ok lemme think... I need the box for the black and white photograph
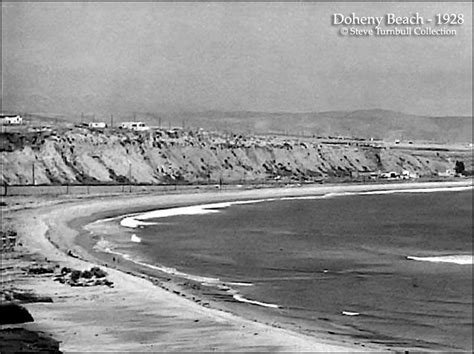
[1,1,472,352]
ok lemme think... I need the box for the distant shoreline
[6,179,472,352]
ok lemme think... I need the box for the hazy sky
[2,2,472,116]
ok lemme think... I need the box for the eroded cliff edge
[1,128,471,185]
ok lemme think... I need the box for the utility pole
[128,162,132,193]
[110,114,114,128]
[32,162,35,186]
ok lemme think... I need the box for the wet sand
[2,180,471,351]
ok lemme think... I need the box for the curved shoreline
[7,180,472,352]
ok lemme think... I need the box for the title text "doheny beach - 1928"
[332,13,464,26]
[332,12,465,37]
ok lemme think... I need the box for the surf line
[119,200,272,228]
[93,239,280,309]
[232,294,279,309]
[118,197,328,228]
[94,239,221,283]
[406,255,473,265]
[118,184,473,229]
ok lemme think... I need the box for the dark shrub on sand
[103,279,114,287]
[90,267,107,278]
[61,267,71,275]
[81,270,93,279]
[0,328,61,353]
[70,270,81,282]
[12,292,53,303]
[455,160,465,174]
[27,266,55,275]
[0,303,34,325]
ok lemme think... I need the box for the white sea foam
[95,239,223,283]
[226,281,254,287]
[130,234,141,243]
[120,217,159,228]
[120,200,270,228]
[116,193,342,229]
[93,239,113,252]
[321,185,472,199]
[280,195,325,201]
[116,183,472,229]
[232,294,280,309]
[407,255,473,265]
[362,186,472,196]
[92,238,284,310]
[342,311,360,316]
[126,255,221,283]
[93,239,133,261]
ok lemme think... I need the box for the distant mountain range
[147,109,472,143]
[24,109,472,143]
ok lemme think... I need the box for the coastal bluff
[1,127,471,185]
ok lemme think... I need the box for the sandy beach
[1,180,471,352]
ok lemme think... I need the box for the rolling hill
[157,109,472,143]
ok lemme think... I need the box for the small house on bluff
[0,114,23,125]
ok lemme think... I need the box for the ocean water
[91,189,472,350]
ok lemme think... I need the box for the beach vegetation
[454,160,465,175]
[70,270,81,282]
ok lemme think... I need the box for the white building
[401,170,418,179]
[438,169,455,177]
[119,122,149,131]
[0,114,23,125]
[380,171,400,179]
[88,122,107,129]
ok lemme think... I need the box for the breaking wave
[362,186,472,195]
[407,255,473,265]
[93,238,283,309]
[130,234,141,243]
[119,184,472,228]
[232,294,279,309]
[320,185,472,199]
[94,238,221,283]
[120,200,269,228]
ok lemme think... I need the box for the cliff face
[0,128,471,185]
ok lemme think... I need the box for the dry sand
[2,180,471,352]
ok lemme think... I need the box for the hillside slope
[1,128,471,185]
